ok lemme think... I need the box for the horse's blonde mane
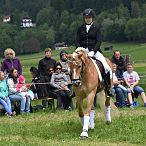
[75,47,88,54]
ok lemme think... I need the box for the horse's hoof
[106,121,111,125]
[80,131,88,138]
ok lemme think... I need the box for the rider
[76,8,112,97]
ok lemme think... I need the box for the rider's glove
[88,51,94,57]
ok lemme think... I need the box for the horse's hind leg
[105,92,111,124]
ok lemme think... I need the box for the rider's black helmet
[83,8,95,17]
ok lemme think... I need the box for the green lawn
[0,108,145,146]
[0,42,146,145]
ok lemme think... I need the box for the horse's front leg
[105,92,111,124]
[76,96,84,125]
[80,91,95,138]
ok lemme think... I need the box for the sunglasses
[56,68,61,70]
[49,69,54,72]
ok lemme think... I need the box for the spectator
[0,71,16,117]
[30,67,51,110]
[50,62,72,111]
[111,50,126,79]
[123,63,146,107]
[59,50,74,108]
[30,67,42,99]
[7,68,30,113]
[38,48,56,77]
[112,64,127,107]
[1,48,22,76]
[16,75,34,101]
[42,66,64,110]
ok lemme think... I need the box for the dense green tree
[125,18,146,41]
[117,4,130,20]
[37,24,55,49]
[142,3,146,17]
[36,7,58,27]
[131,1,141,18]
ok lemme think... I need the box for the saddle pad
[90,58,102,82]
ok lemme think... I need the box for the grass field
[0,108,146,146]
[0,42,146,146]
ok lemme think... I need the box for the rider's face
[84,16,93,24]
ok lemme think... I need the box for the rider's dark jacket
[76,23,102,53]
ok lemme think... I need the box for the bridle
[68,51,90,86]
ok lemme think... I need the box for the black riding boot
[104,71,113,97]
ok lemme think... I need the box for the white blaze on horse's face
[69,53,82,86]
[73,68,76,79]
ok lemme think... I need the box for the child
[0,71,16,117]
[17,75,34,100]
[123,63,146,107]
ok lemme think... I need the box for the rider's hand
[88,51,94,57]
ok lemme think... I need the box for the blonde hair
[4,48,15,58]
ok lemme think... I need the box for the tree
[37,24,55,49]
[118,4,130,21]
[142,3,146,17]
[102,18,114,41]
[0,32,13,55]
[36,7,58,27]
[131,1,141,18]
[0,23,19,52]
[125,18,146,41]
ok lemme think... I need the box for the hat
[83,8,95,17]
[18,75,25,84]
[60,50,67,59]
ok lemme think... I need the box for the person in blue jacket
[0,71,16,117]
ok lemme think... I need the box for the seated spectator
[50,62,72,111]
[1,48,22,77]
[0,71,16,117]
[42,66,65,110]
[111,50,126,79]
[30,67,53,110]
[17,75,34,100]
[7,68,30,113]
[30,67,42,99]
[112,64,127,107]
[59,50,72,86]
[123,63,146,108]
[59,50,74,108]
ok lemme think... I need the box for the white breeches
[87,50,112,79]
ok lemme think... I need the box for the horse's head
[67,48,87,87]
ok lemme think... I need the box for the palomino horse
[67,47,113,138]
